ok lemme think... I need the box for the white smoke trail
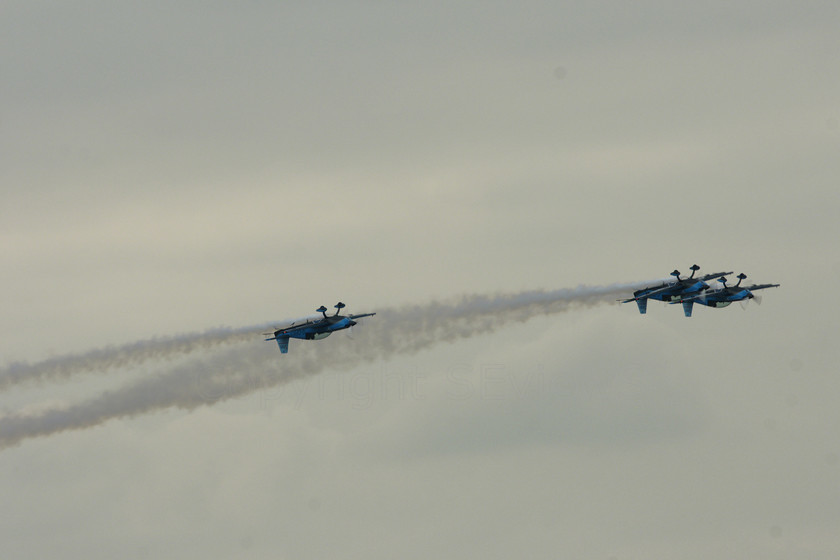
[0,282,647,449]
[0,323,278,391]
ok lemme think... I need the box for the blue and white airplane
[620,265,732,314]
[263,302,376,353]
[670,273,780,317]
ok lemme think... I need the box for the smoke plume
[0,282,646,449]
[0,324,274,391]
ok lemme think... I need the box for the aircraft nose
[348,320,357,327]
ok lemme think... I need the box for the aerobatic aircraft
[263,302,376,353]
[670,273,780,317]
[620,265,732,314]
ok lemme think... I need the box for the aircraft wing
[697,271,733,282]
[746,283,780,291]
[265,318,321,336]
[349,312,376,320]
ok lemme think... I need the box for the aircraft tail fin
[635,298,648,314]
[682,300,694,317]
[265,334,290,353]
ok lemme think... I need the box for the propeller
[738,291,763,309]
[347,315,370,340]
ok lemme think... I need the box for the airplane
[670,273,780,317]
[620,265,733,314]
[263,302,376,353]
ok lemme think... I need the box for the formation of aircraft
[267,266,779,353]
[619,265,732,314]
[621,265,779,317]
[263,302,375,354]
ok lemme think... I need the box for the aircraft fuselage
[633,279,708,303]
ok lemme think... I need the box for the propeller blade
[753,293,763,306]
[347,319,364,340]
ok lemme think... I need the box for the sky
[1,1,839,558]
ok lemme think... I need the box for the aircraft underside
[303,332,332,340]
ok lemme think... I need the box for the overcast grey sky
[2,2,839,558]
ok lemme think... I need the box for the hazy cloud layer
[1,1,838,559]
